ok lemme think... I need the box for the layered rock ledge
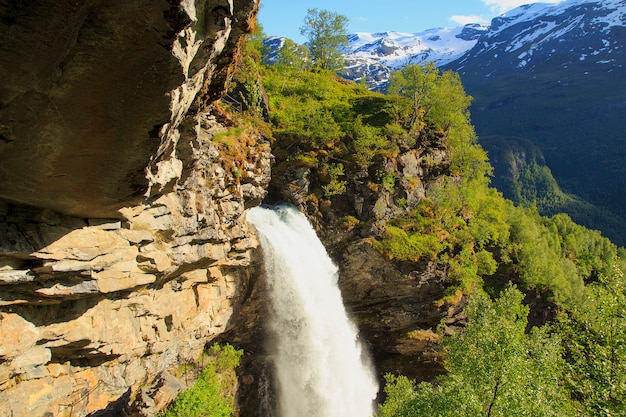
[0,1,267,415]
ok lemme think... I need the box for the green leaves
[300,9,348,71]
[274,38,311,72]
[159,344,243,417]
[379,287,574,417]
[559,268,626,416]
[388,63,490,181]
[379,270,626,417]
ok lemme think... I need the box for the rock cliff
[0,1,269,416]
[246,124,466,404]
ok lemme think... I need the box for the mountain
[450,0,626,76]
[325,0,626,245]
[444,0,626,245]
[342,26,486,90]
[263,0,626,245]
[337,0,626,88]
[262,25,486,90]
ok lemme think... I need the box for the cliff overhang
[0,1,267,416]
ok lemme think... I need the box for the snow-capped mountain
[448,0,626,77]
[337,0,626,88]
[263,0,625,87]
[341,25,486,89]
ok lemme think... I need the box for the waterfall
[247,205,379,417]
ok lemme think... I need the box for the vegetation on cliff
[227,21,626,416]
[159,344,243,417]
[479,135,626,247]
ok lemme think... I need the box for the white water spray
[247,205,379,417]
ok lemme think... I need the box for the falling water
[247,205,379,417]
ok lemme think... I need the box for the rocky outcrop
[338,239,465,383]
[0,1,268,416]
[265,127,464,384]
[0,0,258,218]
[0,112,271,416]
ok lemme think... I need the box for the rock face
[0,0,257,218]
[265,127,464,387]
[1,1,473,415]
[0,1,269,416]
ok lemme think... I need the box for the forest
[160,11,626,417]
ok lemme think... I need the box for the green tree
[387,63,490,181]
[299,9,349,71]
[379,287,574,417]
[387,62,439,133]
[273,38,312,92]
[275,38,311,72]
[558,266,626,416]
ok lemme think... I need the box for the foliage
[378,287,574,417]
[262,66,407,198]
[259,51,625,417]
[351,116,394,168]
[159,344,243,417]
[321,162,347,197]
[557,267,626,417]
[464,64,626,246]
[543,213,617,279]
[274,38,311,72]
[300,9,349,71]
[375,162,618,306]
[388,63,490,181]
[497,204,616,306]
[375,224,442,262]
[220,24,274,141]
[375,175,509,299]
[387,62,439,134]
[503,204,585,305]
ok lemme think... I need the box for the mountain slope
[443,0,626,245]
[342,25,486,90]
[262,0,626,245]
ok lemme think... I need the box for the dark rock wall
[0,0,259,218]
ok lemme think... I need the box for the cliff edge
[0,1,268,415]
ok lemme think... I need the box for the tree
[275,38,311,72]
[378,287,574,417]
[299,9,349,71]
[558,266,626,416]
[387,62,439,133]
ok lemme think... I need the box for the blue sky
[258,0,563,42]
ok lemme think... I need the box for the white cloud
[450,14,491,26]
[482,0,563,14]
[356,16,369,22]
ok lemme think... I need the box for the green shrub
[378,287,575,417]
[159,344,243,417]
[375,225,441,262]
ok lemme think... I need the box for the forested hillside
[440,0,626,247]
[224,23,626,416]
